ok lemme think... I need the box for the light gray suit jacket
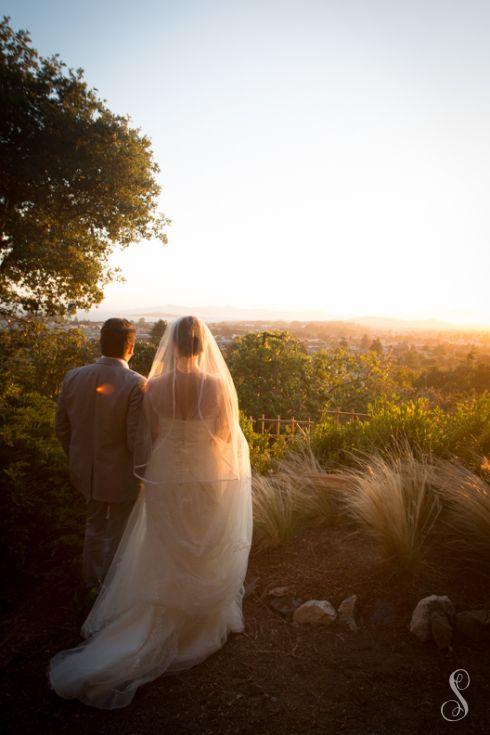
[55,356,146,504]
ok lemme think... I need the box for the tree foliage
[227,331,309,418]
[226,331,411,419]
[307,346,407,415]
[150,319,167,343]
[0,317,96,398]
[131,321,168,376]
[131,340,157,377]
[0,17,169,315]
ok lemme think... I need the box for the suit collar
[97,356,130,369]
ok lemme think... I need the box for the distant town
[71,316,490,365]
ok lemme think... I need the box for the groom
[56,318,146,590]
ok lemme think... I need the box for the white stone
[293,599,337,626]
[267,586,290,597]
[338,594,359,632]
[409,595,454,642]
[430,611,453,649]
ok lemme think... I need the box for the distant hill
[80,304,333,323]
[136,304,332,322]
[77,304,488,331]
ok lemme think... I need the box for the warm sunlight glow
[8,0,490,327]
[96,383,114,396]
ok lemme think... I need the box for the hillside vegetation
[1,317,489,584]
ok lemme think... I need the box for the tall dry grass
[251,444,490,572]
[251,445,349,549]
[252,473,300,549]
[339,450,441,570]
[275,445,348,526]
[432,460,490,565]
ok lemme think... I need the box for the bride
[49,316,253,709]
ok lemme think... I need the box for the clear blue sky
[5,1,490,325]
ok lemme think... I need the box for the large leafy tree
[307,347,404,415]
[227,330,410,420]
[0,18,169,315]
[227,330,310,418]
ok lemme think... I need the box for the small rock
[293,599,337,626]
[409,595,455,642]
[455,610,490,642]
[267,586,290,597]
[370,599,396,627]
[269,596,303,617]
[338,594,359,632]
[430,611,453,649]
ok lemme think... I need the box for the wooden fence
[250,409,370,437]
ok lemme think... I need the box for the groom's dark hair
[100,318,136,358]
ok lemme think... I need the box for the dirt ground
[1,526,489,735]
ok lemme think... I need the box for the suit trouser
[82,498,135,588]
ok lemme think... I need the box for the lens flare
[96,383,114,396]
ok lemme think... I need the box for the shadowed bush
[0,392,84,582]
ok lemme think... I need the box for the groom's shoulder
[127,368,147,387]
[59,362,96,389]
[63,363,90,381]
[61,362,146,389]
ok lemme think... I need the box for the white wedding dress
[49,317,253,709]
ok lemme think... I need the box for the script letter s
[441,669,470,722]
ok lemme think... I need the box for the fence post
[308,417,312,433]
[276,416,281,436]
[260,413,265,434]
[291,416,295,435]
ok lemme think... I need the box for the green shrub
[0,392,84,581]
[131,340,159,376]
[364,398,446,456]
[311,396,490,469]
[444,393,490,469]
[240,413,287,473]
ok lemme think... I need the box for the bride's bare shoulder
[150,371,176,383]
[200,373,228,401]
[147,373,173,394]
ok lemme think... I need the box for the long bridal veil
[49,316,253,709]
